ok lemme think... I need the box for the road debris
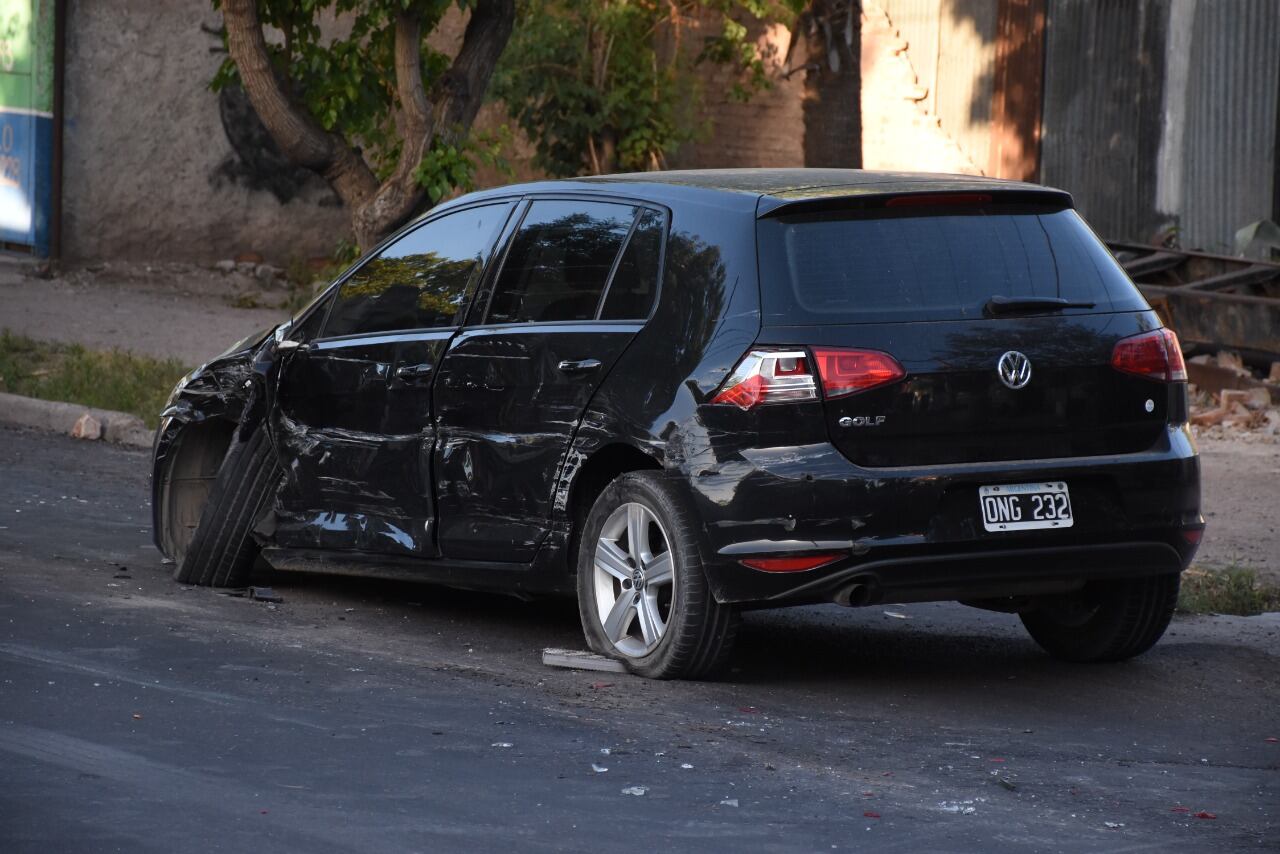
[542,648,627,673]
[937,798,984,815]
[491,742,513,748]
[592,763,608,773]
[720,798,739,808]
[863,811,881,819]
[1104,821,1125,829]
[680,763,694,770]
[883,610,910,619]
[1194,811,1218,820]
[620,786,648,796]
[70,413,102,441]
[249,586,283,603]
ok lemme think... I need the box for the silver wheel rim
[592,502,676,657]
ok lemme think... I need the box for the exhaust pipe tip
[835,576,879,607]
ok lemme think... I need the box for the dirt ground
[1195,435,1280,584]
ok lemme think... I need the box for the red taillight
[740,553,844,572]
[1111,328,1187,382]
[711,350,817,409]
[1181,528,1204,545]
[712,347,905,409]
[811,347,906,399]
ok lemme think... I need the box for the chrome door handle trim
[395,363,435,380]
[557,358,602,374]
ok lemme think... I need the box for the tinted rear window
[758,207,1147,324]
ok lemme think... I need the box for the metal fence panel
[1040,0,1170,243]
[1180,0,1280,254]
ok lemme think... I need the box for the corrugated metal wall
[879,0,1279,251]
[877,0,998,173]
[1042,0,1279,251]
[1040,0,1170,243]
[1179,0,1280,253]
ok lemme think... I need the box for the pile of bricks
[1187,352,1280,440]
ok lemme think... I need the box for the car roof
[439,168,1071,218]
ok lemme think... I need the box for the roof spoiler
[756,186,1075,219]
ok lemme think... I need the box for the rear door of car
[432,197,666,562]
[269,201,515,556]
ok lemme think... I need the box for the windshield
[757,206,1147,324]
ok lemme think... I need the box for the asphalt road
[0,427,1276,853]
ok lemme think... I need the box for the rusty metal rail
[1108,241,1280,362]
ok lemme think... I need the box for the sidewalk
[0,258,291,366]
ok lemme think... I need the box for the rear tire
[1020,573,1180,662]
[173,426,281,588]
[576,472,739,679]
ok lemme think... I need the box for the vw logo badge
[997,351,1032,389]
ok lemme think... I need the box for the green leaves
[210,0,456,178]
[412,130,509,202]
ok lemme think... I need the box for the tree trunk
[221,0,515,251]
[801,0,862,168]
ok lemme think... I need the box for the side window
[289,291,334,342]
[323,203,509,338]
[486,200,636,324]
[601,208,664,320]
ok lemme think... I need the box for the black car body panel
[152,169,1202,610]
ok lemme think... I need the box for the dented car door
[269,202,515,556]
[433,199,666,562]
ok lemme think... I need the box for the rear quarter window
[757,206,1147,324]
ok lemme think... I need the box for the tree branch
[435,0,516,139]
[221,0,377,208]
[352,12,438,248]
[353,0,515,246]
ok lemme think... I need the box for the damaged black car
[152,169,1203,679]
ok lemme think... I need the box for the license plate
[979,482,1073,532]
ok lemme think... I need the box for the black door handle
[557,358,602,374]
[395,363,434,381]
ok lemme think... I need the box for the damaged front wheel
[173,426,281,588]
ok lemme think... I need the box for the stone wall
[62,0,352,265]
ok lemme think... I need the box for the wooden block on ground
[542,648,627,673]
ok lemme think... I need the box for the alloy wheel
[592,502,676,657]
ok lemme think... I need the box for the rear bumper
[684,425,1202,606]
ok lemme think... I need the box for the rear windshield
[757,206,1147,324]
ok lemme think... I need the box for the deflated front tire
[173,427,281,588]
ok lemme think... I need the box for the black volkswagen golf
[153,169,1202,679]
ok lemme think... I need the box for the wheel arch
[562,442,663,574]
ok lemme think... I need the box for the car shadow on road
[253,568,1193,699]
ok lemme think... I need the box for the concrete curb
[0,391,153,448]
